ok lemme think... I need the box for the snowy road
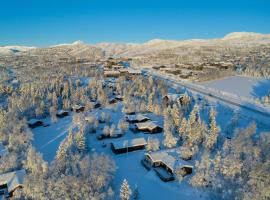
[141,68,270,118]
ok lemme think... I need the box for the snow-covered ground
[201,76,270,99]
[31,74,270,200]
[32,103,210,200]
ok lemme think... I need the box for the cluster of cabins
[106,113,194,182]
[27,103,99,129]
[103,64,142,80]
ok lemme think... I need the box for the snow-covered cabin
[104,70,121,78]
[0,169,26,199]
[109,95,123,104]
[131,121,163,134]
[0,144,8,159]
[127,69,142,80]
[111,137,147,154]
[127,69,141,75]
[72,104,85,113]
[112,65,124,70]
[97,130,124,140]
[56,110,69,118]
[125,114,150,123]
[143,150,193,181]
[27,119,43,129]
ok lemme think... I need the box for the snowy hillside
[0,45,35,55]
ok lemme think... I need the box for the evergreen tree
[205,108,220,149]
[179,117,188,138]
[76,129,86,153]
[120,179,131,200]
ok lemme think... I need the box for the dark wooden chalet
[111,138,147,154]
[130,121,163,134]
[28,119,43,129]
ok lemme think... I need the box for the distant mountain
[1,32,270,57]
[0,46,35,55]
[27,41,105,61]
[222,32,270,40]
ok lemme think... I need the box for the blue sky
[0,0,270,46]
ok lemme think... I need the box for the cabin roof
[104,70,120,75]
[0,169,26,193]
[57,110,68,115]
[72,104,84,110]
[127,69,141,74]
[135,121,161,131]
[111,137,147,150]
[126,114,150,122]
[28,119,42,124]
[146,150,192,172]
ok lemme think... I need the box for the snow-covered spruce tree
[171,103,182,128]
[178,117,188,139]
[109,124,116,137]
[163,112,177,148]
[189,150,213,187]
[56,140,67,161]
[147,91,154,112]
[35,100,46,118]
[103,125,110,136]
[146,137,160,152]
[205,108,220,149]
[120,179,132,200]
[189,104,199,126]
[49,106,57,123]
[118,119,129,134]
[75,128,87,153]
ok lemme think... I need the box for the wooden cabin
[0,169,26,199]
[125,114,150,123]
[111,138,147,154]
[56,110,69,118]
[104,70,121,78]
[109,96,123,104]
[143,150,193,182]
[28,119,43,129]
[97,130,124,140]
[72,105,85,113]
[127,69,142,80]
[131,121,163,134]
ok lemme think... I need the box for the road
[141,68,270,118]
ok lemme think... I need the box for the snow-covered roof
[104,70,120,75]
[135,121,161,131]
[73,104,84,110]
[0,169,26,193]
[0,144,8,157]
[28,119,42,125]
[126,114,150,122]
[146,150,192,173]
[85,115,96,122]
[127,69,141,74]
[57,110,68,115]
[111,137,147,150]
